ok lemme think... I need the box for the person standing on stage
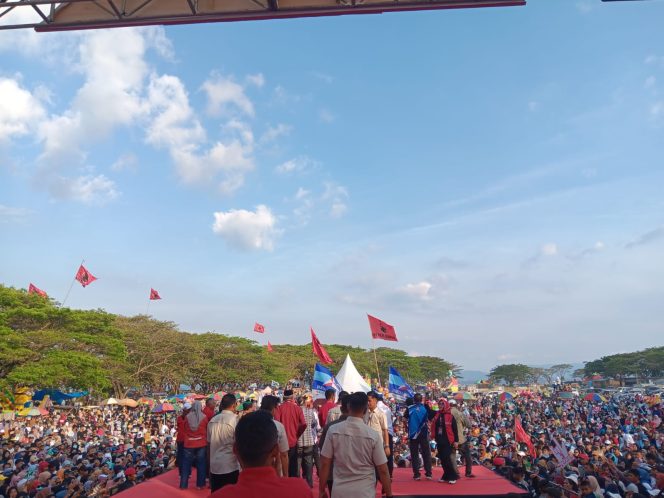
[275,389,307,478]
[449,399,474,478]
[432,398,459,484]
[377,396,395,478]
[207,394,240,492]
[404,393,433,481]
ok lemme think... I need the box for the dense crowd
[0,386,662,498]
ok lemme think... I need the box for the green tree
[489,364,533,386]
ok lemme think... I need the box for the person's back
[319,392,392,498]
[208,410,312,498]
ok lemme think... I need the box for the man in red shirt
[275,389,306,477]
[204,398,217,420]
[176,402,192,477]
[318,389,337,427]
[208,410,313,498]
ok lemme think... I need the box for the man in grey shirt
[207,393,240,492]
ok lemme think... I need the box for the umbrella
[558,391,575,399]
[454,392,474,401]
[152,402,175,413]
[167,397,179,403]
[192,394,207,400]
[583,393,606,402]
[500,392,514,402]
[235,391,247,399]
[105,398,119,405]
[137,397,155,406]
[118,398,138,408]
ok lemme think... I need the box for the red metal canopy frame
[0,0,525,32]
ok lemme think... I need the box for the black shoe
[466,474,476,478]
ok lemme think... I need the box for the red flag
[254,322,265,334]
[515,415,536,458]
[311,328,333,365]
[149,288,161,300]
[75,265,97,288]
[267,341,274,352]
[367,314,398,342]
[28,283,47,298]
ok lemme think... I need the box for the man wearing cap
[450,399,474,478]
[275,389,306,478]
[207,394,240,492]
[297,394,319,488]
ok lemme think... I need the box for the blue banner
[388,366,414,398]
[312,363,342,393]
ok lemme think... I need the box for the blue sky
[1,0,663,371]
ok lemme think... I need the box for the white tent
[336,354,371,393]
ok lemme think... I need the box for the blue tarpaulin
[32,390,88,404]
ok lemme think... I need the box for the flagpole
[61,258,84,307]
[372,338,381,388]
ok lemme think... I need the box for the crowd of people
[0,385,662,498]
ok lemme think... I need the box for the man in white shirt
[260,395,290,476]
[377,398,394,478]
[319,392,393,498]
[208,393,240,492]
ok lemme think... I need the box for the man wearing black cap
[275,389,306,478]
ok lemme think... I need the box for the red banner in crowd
[254,322,265,334]
[149,288,161,300]
[75,265,97,288]
[311,328,333,364]
[28,283,47,298]
[367,314,398,342]
[515,415,536,458]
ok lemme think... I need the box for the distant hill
[459,370,487,384]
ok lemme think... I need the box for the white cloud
[202,73,254,117]
[310,71,333,84]
[319,108,335,123]
[111,153,138,172]
[212,205,279,251]
[0,77,46,142]
[645,55,664,66]
[0,205,31,223]
[541,243,558,257]
[651,101,664,118]
[47,174,119,204]
[294,187,310,200]
[400,281,433,301]
[146,75,254,195]
[260,123,292,143]
[322,182,349,218]
[527,101,539,112]
[275,155,318,175]
[644,76,656,89]
[246,73,265,88]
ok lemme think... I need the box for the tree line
[488,346,664,386]
[0,285,458,398]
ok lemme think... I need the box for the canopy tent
[336,355,371,393]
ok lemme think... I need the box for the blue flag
[313,363,342,393]
[388,367,414,398]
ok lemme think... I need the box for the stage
[120,465,526,498]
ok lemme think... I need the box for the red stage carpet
[121,465,526,498]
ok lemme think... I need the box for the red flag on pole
[515,415,536,458]
[267,341,274,352]
[28,283,47,298]
[311,328,333,364]
[254,322,265,334]
[75,265,97,288]
[149,288,161,300]
[367,314,398,342]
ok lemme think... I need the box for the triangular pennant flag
[149,288,161,300]
[367,314,398,341]
[267,341,274,352]
[28,283,47,298]
[75,264,97,288]
[311,327,333,365]
[254,322,265,334]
